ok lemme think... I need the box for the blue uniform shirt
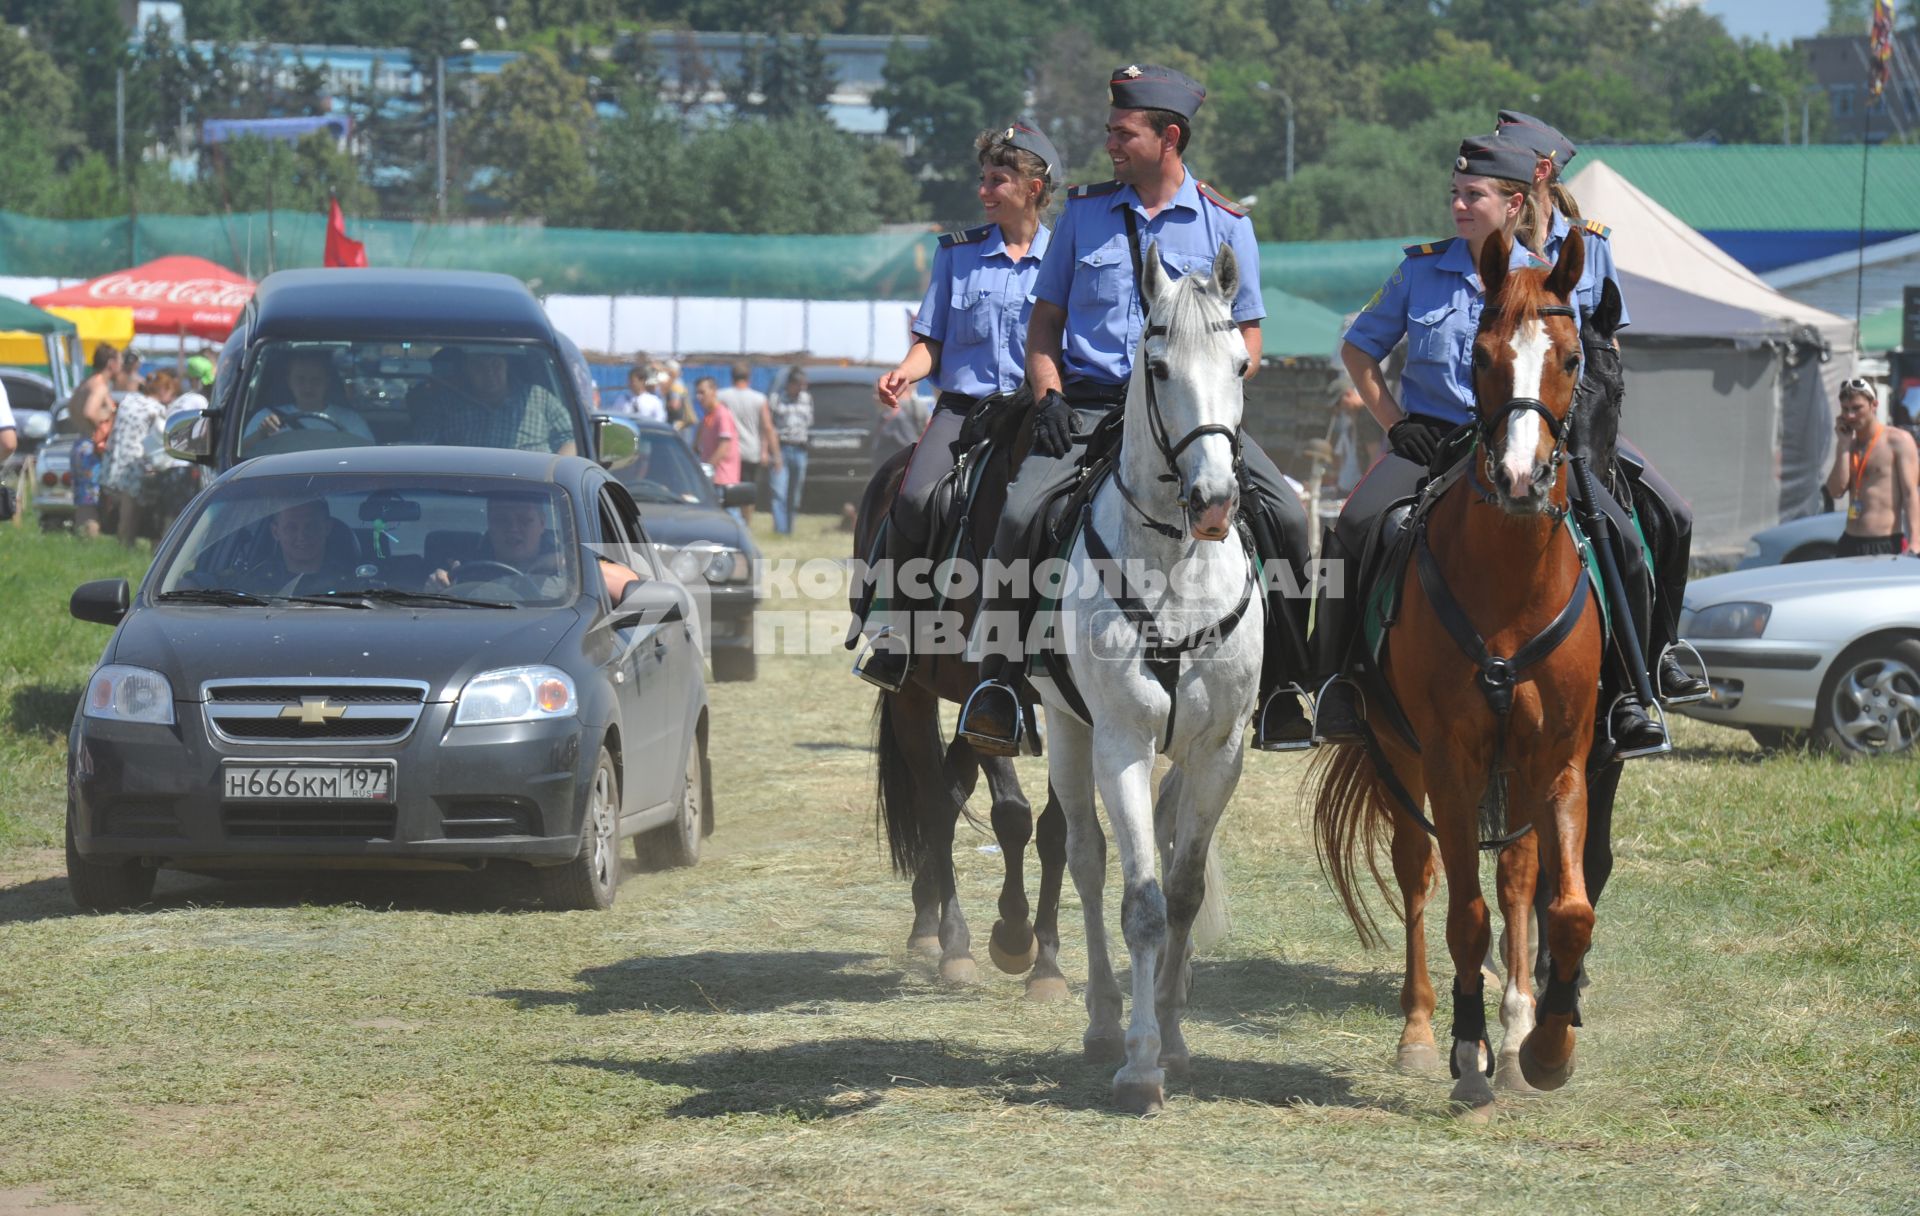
[1542,211,1630,332]
[1343,237,1551,427]
[1031,172,1264,387]
[913,222,1052,399]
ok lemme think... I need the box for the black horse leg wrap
[1448,979,1493,1078]
[1539,968,1583,1019]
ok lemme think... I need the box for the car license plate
[223,762,394,802]
[809,434,861,450]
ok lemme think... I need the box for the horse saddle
[1009,409,1127,575]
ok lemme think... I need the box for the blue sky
[1699,0,1828,44]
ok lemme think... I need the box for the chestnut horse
[1310,229,1603,1113]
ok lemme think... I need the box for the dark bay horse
[1310,229,1604,1113]
[851,415,1070,999]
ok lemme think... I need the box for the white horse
[1028,241,1263,1114]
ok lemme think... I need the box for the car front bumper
[1673,641,1829,730]
[70,702,596,869]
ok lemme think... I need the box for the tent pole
[1855,95,1872,353]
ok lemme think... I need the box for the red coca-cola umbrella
[32,256,255,344]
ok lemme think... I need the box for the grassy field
[1,518,1916,1215]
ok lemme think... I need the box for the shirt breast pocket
[950,291,993,343]
[1410,302,1463,366]
[1071,242,1130,310]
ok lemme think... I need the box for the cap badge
[1455,155,1469,171]
[1122,64,1142,77]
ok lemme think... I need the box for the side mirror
[721,482,756,509]
[163,408,215,465]
[21,412,51,442]
[594,416,638,468]
[71,578,130,626]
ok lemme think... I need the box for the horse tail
[1191,835,1230,951]
[1307,742,1398,950]
[872,692,927,877]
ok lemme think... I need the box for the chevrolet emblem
[281,697,348,725]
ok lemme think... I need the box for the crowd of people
[65,344,214,546]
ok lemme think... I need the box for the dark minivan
[166,269,634,471]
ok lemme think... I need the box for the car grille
[222,805,399,840]
[201,679,431,746]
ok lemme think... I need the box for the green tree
[725,34,838,120]
[1377,32,1540,126]
[201,133,374,215]
[675,115,879,233]
[20,0,128,160]
[1823,0,1869,36]
[876,0,1042,222]
[463,46,597,221]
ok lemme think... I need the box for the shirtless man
[1825,378,1920,557]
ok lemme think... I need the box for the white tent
[1566,161,1856,554]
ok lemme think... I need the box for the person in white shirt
[624,364,667,423]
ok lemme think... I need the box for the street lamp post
[1255,81,1294,183]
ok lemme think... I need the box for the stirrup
[850,628,909,693]
[1606,693,1672,761]
[1659,640,1712,705]
[957,679,1025,756]
[1255,681,1317,753]
[1311,674,1365,745]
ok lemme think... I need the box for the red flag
[324,196,368,268]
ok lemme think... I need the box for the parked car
[164,269,634,473]
[764,363,935,514]
[1676,555,1920,756]
[599,415,760,681]
[1737,511,1846,569]
[65,446,710,911]
[29,405,76,531]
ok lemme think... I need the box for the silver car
[1736,510,1845,569]
[1678,556,1920,755]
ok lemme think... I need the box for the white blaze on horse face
[1500,318,1551,497]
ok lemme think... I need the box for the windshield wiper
[341,587,519,609]
[156,588,277,606]
[285,593,374,609]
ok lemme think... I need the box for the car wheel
[712,647,756,682]
[1782,542,1837,564]
[1815,638,1920,758]
[639,730,705,869]
[538,746,621,911]
[65,800,156,911]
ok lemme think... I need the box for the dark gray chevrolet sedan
[65,447,711,911]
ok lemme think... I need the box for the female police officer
[855,122,1060,691]
[1315,128,1669,755]
[1495,110,1708,717]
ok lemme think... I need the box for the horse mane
[1152,270,1236,358]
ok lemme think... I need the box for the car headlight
[657,543,750,584]
[454,665,577,725]
[1686,601,1770,640]
[84,664,175,725]
[1742,540,1761,559]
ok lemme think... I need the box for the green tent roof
[1258,284,1350,359]
[0,295,77,335]
[1583,145,1920,232]
[1860,306,1903,350]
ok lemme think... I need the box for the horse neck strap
[1122,207,1151,318]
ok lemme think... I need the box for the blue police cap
[992,121,1062,181]
[1109,63,1205,120]
[1496,110,1576,179]
[1454,131,1548,183]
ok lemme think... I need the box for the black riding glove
[1030,390,1074,458]
[1388,416,1448,466]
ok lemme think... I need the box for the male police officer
[958,63,1316,754]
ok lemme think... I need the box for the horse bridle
[1113,317,1246,540]
[1473,303,1578,506]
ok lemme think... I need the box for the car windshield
[608,429,715,505]
[232,340,583,460]
[156,474,581,607]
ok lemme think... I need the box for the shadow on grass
[1661,744,1773,766]
[495,950,909,1015]
[563,1036,1371,1117]
[0,866,557,925]
[1183,958,1403,1028]
[791,741,872,753]
[7,684,81,742]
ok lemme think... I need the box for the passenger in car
[416,350,578,456]
[245,350,374,442]
[426,493,637,599]
[233,499,360,593]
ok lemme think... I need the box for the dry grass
[0,517,1916,1214]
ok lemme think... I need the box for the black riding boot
[1310,531,1365,744]
[1240,498,1314,751]
[1658,651,1709,701]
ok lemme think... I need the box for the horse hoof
[1494,1055,1539,1094]
[1084,1031,1126,1065]
[1395,1042,1444,1074]
[1448,1073,1496,1118]
[938,956,978,985]
[1024,975,1070,1003]
[1159,1052,1191,1081]
[1113,1078,1165,1116]
[1517,1032,1574,1091]
[907,934,942,959]
[987,919,1039,975]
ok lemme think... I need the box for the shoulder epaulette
[1066,180,1124,201]
[1580,219,1611,240]
[938,223,993,248]
[1403,240,1450,257]
[1195,180,1246,217]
